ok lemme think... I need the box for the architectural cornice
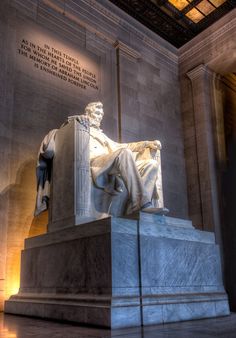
[91,0,178,64]
[41,0,116,45]
[12,0,179,74]
[44,0,178,65]
[179,9,236,64]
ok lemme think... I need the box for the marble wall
[0,0,188,309]
[220,75,236,311]
[179,9,236,310]
[179,9,236,232]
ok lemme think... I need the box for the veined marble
[5,214,229,328]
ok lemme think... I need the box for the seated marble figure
[35,101,166,217]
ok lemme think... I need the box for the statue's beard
[89,118,101,129]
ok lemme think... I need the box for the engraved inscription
[17,38,99,91]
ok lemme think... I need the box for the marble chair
[43,117,163,231]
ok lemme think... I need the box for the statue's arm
[126,140,162,152]
[105,136,161,153]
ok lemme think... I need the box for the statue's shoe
[141,207,169,215]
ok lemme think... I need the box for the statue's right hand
[145,140,161,150]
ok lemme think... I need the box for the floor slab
[1,312,236,338]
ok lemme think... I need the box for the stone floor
[1,313,236,338]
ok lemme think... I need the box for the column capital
[222,73,236,90]
[114,40,141,61]
[187,64,211,81]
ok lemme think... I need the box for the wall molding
[179,9,236,65]
[12,0,178,71]
[85,0,178,63]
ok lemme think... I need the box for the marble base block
[5,214,229,328]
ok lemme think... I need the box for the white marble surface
[140,213,194,228]
[5,214,229,328]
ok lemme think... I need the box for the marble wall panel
[0,2,16,310]
[0,2,116,301]
[20,233,111,294]
[119,54,187,217]
[140,237,222,290]
[179,10,236,232]
[111,218,140,296]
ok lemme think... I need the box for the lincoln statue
[35,101,166,216]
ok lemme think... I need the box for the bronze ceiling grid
[109,0,236,47]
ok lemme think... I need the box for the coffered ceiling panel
[109,0,236,47]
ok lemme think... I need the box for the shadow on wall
[219,75,236,311]
[28,213,48,238]
[222,139,236,312]
[0,159,47,299]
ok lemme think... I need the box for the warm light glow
[197,0,215,15]
[0,327,16,338]
[168,0,189,10]
[186,7,205,22]
[168,0,227,24]
[209,0,227,7]
[7,280,20,296]
[5,251,21,299]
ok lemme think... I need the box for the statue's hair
[85,101,103,116]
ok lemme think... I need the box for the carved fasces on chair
[49,117,92,231]
[75,118,91,217]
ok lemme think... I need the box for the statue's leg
[136,159,159,203]
[91,149,151,214]
[110,148,150,214]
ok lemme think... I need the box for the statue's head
[85,101,104,128]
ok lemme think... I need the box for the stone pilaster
[187,65,221,234]
[211,73,226,168]
[113,40,141,141]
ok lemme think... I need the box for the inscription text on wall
[17,38,99,92]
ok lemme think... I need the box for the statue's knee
[148,159,158,170]
[119,148,133,158]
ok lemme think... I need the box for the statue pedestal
[5,214,229,328]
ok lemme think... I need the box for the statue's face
[90,103,104,128]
